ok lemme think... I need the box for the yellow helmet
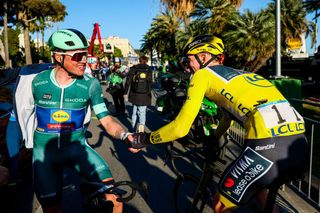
[184,35,224,55]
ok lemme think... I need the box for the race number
[257,100,303,128]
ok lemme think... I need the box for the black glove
[129,132,151,149]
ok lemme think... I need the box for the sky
[45,0,318,54]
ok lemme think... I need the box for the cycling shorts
[218,134,309,208]
[33,138,112,207]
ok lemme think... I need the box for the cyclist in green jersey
[31,29,132,213]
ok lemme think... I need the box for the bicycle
[80,179,148,213]
[165,134,227,213]
[166,133,305,213]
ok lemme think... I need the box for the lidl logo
[52,110,70,123]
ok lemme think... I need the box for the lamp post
[275,0,282,77]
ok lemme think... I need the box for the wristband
[120,132,130,141]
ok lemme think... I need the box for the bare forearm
[100,116,126,139]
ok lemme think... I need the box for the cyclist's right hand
[125,132,151,153]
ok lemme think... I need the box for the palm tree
[266,0,315,50]
[303,0,320,19]
[223,9,275,71]
[190,0,238,36]
[16,0,66,64]
[161,0,244,26]
[141,9,182,63]
[161,0,197,24]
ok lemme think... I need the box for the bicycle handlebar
[82,180,148,203]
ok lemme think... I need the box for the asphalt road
[61,85,178,213]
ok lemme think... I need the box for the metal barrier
[290,116,320,209]
[227,112,320,210]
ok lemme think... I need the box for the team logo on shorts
[220,147,273,203]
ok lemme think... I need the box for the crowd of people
[0,28,309,213]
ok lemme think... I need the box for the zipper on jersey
[57,87,65,149]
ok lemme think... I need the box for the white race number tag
[257,101,303,128]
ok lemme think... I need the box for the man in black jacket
[124,56,153,132]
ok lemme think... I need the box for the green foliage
[113,46,123,58]
[141,0,314,72]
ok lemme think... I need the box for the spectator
[107,57,127,116]
[124,56,153,132]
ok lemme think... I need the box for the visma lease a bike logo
[220,147,273,203]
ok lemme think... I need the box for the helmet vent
[65,41,75,46]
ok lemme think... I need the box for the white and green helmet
[48,29,89,51]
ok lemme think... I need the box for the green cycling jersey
[32,69,112,206]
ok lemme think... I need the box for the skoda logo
[243,74,273,87]
[52,110,70,123]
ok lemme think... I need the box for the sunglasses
[55,51,88,62]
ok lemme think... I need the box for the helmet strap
[195,54,215,69]
[55,54,77,78]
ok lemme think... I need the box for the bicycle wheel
[173,174,213,213]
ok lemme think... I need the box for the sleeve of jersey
[150,70,208,144]
[89,78,109,119]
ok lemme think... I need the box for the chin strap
[194,54,216,69]
[56,55,77,78]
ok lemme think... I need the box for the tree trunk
[3,0,10,67]
[0,37,5,62]
[23,13,32,65]
[41,30,45,59]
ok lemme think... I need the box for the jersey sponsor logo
[39,100,57,105]
[150,132,162,143]
[220,89,252,117]
[237,104,251,117]
[270,122,305,137]
[52,110,70,123]
[255,143,275,151]
[48,123,75,130]
[76,83,88,90]
[36,127,45,132]
[224,177,235,188]
[65,98,87,103]
[221,89,234,103]
[34,80,49,86]
[40,192,56,198]
[243,74,273,87]
[220,147,273,203]
[42,93,52,100]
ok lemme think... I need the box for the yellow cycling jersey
[150,65,305,144]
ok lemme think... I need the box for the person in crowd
[124,55,153,132]
[27,28,132,213]
[106,57,127,116]
[127,35,309,212]
[90,61,101,81]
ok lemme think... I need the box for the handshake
[121,132,151,153]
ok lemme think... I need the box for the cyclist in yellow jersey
[128,35,309,212]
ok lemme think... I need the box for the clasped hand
[125,132,150,153]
